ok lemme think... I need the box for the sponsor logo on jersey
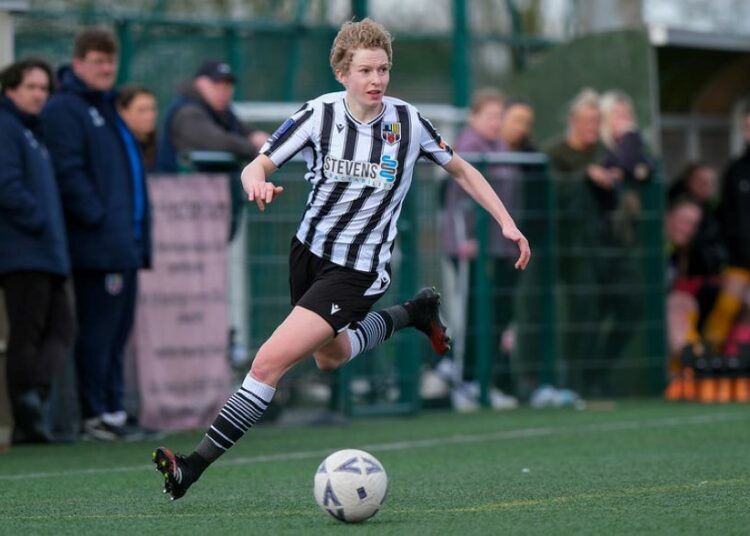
[381,122,401,144]
[323,155,397,190]
[379,154,397,182]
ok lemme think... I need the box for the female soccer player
[153,18,530,500]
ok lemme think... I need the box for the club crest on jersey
[381,122,401,145]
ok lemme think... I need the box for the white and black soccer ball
[313,448,388,523]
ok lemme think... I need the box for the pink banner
[134,174,233,430]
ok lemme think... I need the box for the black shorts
[289,237,391,333]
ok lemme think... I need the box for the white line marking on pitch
[0,412,745,481]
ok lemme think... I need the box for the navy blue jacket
[0,96,70,276]
[720,146,750,268]
[42,67,151,270]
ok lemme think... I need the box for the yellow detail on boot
[703,293,742,351]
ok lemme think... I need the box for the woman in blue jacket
[0,58,76,444]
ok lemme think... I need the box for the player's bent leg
[343,287,452,364]
[153,306,335,500]
[314,334,352,372]
[251,306,337,385]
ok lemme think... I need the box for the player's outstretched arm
[443,153,531,270]
[240,154,283,211]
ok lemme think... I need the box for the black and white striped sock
[347,304,408,360]
[192,375,276,468]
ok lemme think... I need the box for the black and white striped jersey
[261,91,454,274]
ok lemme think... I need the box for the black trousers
[1,271,76,400]
[72,269,137,419]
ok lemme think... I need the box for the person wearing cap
[156,60,268,173]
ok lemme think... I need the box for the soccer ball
[313,448,388,523]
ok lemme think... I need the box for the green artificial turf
[1,401,749,535]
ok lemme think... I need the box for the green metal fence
[550,167,667,398]
[13,3,555,112]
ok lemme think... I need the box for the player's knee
[314,353,344,372]
[249,348,284,385]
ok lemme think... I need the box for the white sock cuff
[242,374,276,403]
[346,328,363,361]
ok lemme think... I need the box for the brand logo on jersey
[377,274,390,290]
[336,123,345,133]
[323,155,395,190]
[382,122,401,145]
[365,271,391,296]
[330,303,341,315]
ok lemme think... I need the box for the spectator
[667,162,726,326]
[0,57,76,443]
[546,88,639,396]
[664,196,704,399]
[440,88,520,410]
[499,97,536,152]
[156,60,268,173]
[117,84,158,172]
[703,106,750,353]
[600,90,653,245]
[42,27,152,441]
[600,90,652,183]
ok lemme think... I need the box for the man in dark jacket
[0,58,76,443]
[703,108,750,352]
[42,28,151,441]
[156,60,267,173]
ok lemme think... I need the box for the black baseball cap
[195,60,236,83]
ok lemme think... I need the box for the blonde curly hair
[329,18,393,76]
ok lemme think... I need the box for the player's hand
[245,179,284,211]
[587,165,623,190]
[502,225,531,270]
[587,165,614,189]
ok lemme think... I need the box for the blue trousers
[72,269,137,419]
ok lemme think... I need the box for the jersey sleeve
[261,103,316,168]
[417,112,454,166]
